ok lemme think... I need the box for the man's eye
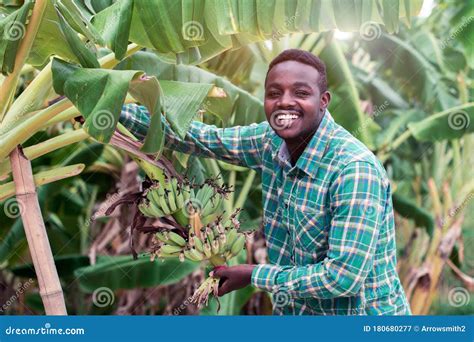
[295,90,309,97]
[267,91,280,97]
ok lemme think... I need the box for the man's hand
[211,265,256,296]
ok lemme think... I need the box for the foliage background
[0,0,472,315]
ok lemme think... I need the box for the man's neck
[286,133,314,166]
[285,113,324,166]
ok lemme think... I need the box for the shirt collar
[271,109,335,178]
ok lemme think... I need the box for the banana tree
[0,0,423,314]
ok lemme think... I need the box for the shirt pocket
[293,208,329,259]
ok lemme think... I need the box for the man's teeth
[276,114,299,120]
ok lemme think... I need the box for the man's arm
[215,161,385,299]
[120,104,268,170]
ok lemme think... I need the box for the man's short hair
[265,49,327,92]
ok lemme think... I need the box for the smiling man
[119,49,411,315]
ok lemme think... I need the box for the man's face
[264,60,330,142]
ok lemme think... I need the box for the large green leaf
[116,51,265,126]
[0,1,104,71]
[52,57,216,153]
[392,192,434,237]
[0,0,34,74]
[160,80,213,138]
[92,0,422,64]
[74,254,199,293]
[0,219,25,262]
[10,254,90,278]
[362,33,458,112]
[54,1,100,68]
[321,40,378,147]
[0,0,422,72]
[51,58,161,148]
[407,103,474,142]
[375,109,425,149]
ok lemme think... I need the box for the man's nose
[277,92,296,108]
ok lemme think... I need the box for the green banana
[211,240,220,254]
[182,182,191,204]
[184,247,205,262]
[195,184,215,216]
[155,231,169,244]
[161,244,184,254]
[157,187,172,215]
[203,242,212,258]
[165,179,177,212]
[148,197,166,217]
[158,251,181,258]
[205,226,215,242]
[211,223,221,239]
[168,231,186,247]
[192,236,204,253]
[174,178,184,209]
[218,234,227,254]
[138,201,155,218]
[230,234,246,256]
[225,228,238,250]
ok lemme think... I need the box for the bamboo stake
[9,146,67,315]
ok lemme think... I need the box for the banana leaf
[0,0,34,74]
[52,58,215,153]
[407,103,474,142]
[362,33,458,112]
[74,254,199,293]
[92,0,422,64]
[321,40,379,147]
[10,254,90,278]
[116,51,264,126]
[392,192,434,237]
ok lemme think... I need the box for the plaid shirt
[120,104,411,315]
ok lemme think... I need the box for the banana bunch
[138,177,191,218]
[192,184,222,218]
[151,212,247,266]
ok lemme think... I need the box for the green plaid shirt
[120,104,411,316]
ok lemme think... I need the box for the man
[120,49,411,315]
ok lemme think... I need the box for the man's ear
[320,91,331,111]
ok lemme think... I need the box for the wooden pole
[9,146,67,315]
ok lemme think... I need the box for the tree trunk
[9,146,67,315]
